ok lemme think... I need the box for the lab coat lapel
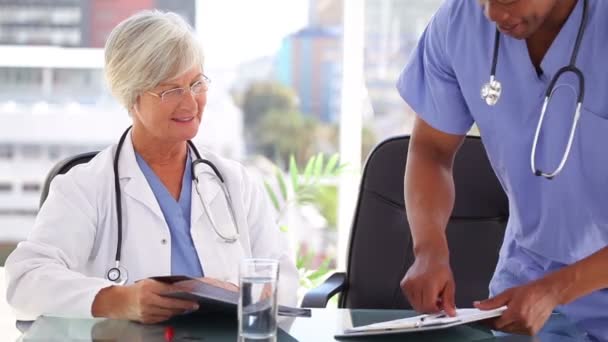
[190,156,222,224]
[190,157,236,282]
[118,132,164,221]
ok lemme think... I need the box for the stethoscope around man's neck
[106,126,240,285]
[480,0,588,179]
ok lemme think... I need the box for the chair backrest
[339,135,508,309]
[39,152,99,208]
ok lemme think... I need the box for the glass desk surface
[19,308,588,342]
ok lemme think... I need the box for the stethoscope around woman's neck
[106,126,240,285]
[480,0,588,179]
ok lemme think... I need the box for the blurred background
[0,0,444,335]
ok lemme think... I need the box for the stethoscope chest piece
[106,264,128,285]
[481,76,502,106]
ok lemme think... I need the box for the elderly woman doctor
[5,11,298,324]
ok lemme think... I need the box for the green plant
[314,185,338,230]
[264,153,346,231]
[296,247,333,289]
[263,153,346,289]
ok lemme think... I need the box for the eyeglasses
[146,75,210,104]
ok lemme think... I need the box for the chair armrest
[16,320,34,333]
[301,272,347,308]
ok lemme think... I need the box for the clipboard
[150,275,311,318]
[335,306,507,338]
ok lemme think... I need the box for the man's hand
[400,249,457,316]
[474,277,562,335]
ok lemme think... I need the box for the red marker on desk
[164,326,175,341]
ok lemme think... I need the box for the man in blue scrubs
[398,0,608,340]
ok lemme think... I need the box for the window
[22,182,41,193]
[363,0,443,140]
[0,144,15,159]
[48,144,61,160]
[0,182,13,192]
[20,144,42,159]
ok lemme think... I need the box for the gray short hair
[104,10,204,112]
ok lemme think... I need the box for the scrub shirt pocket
[575,107,608,240]
[583,106,608,120]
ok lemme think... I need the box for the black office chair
[302,135,509,309]
[39,151,98,208]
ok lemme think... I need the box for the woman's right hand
[399,247,457,316]
[92,279,200,324]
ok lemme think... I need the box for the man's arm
[406,116,465,256]
[548,246,608,304]
[475,245,608,335]
[400,115,465,315]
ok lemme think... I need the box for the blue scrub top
[397,0,608,340]
[135,150,204,278]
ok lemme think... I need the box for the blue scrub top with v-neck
[397,1,608,340]
[135,150,204,278]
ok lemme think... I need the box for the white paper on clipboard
[336,306,507,338]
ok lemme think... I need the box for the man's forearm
[405,147,455,257]
[545,246,608,305]
[405,117,465,257]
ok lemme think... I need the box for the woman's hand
[92,279,200,324]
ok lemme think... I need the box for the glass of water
[238,258,280,341]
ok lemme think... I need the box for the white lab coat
[5,133,298,320]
